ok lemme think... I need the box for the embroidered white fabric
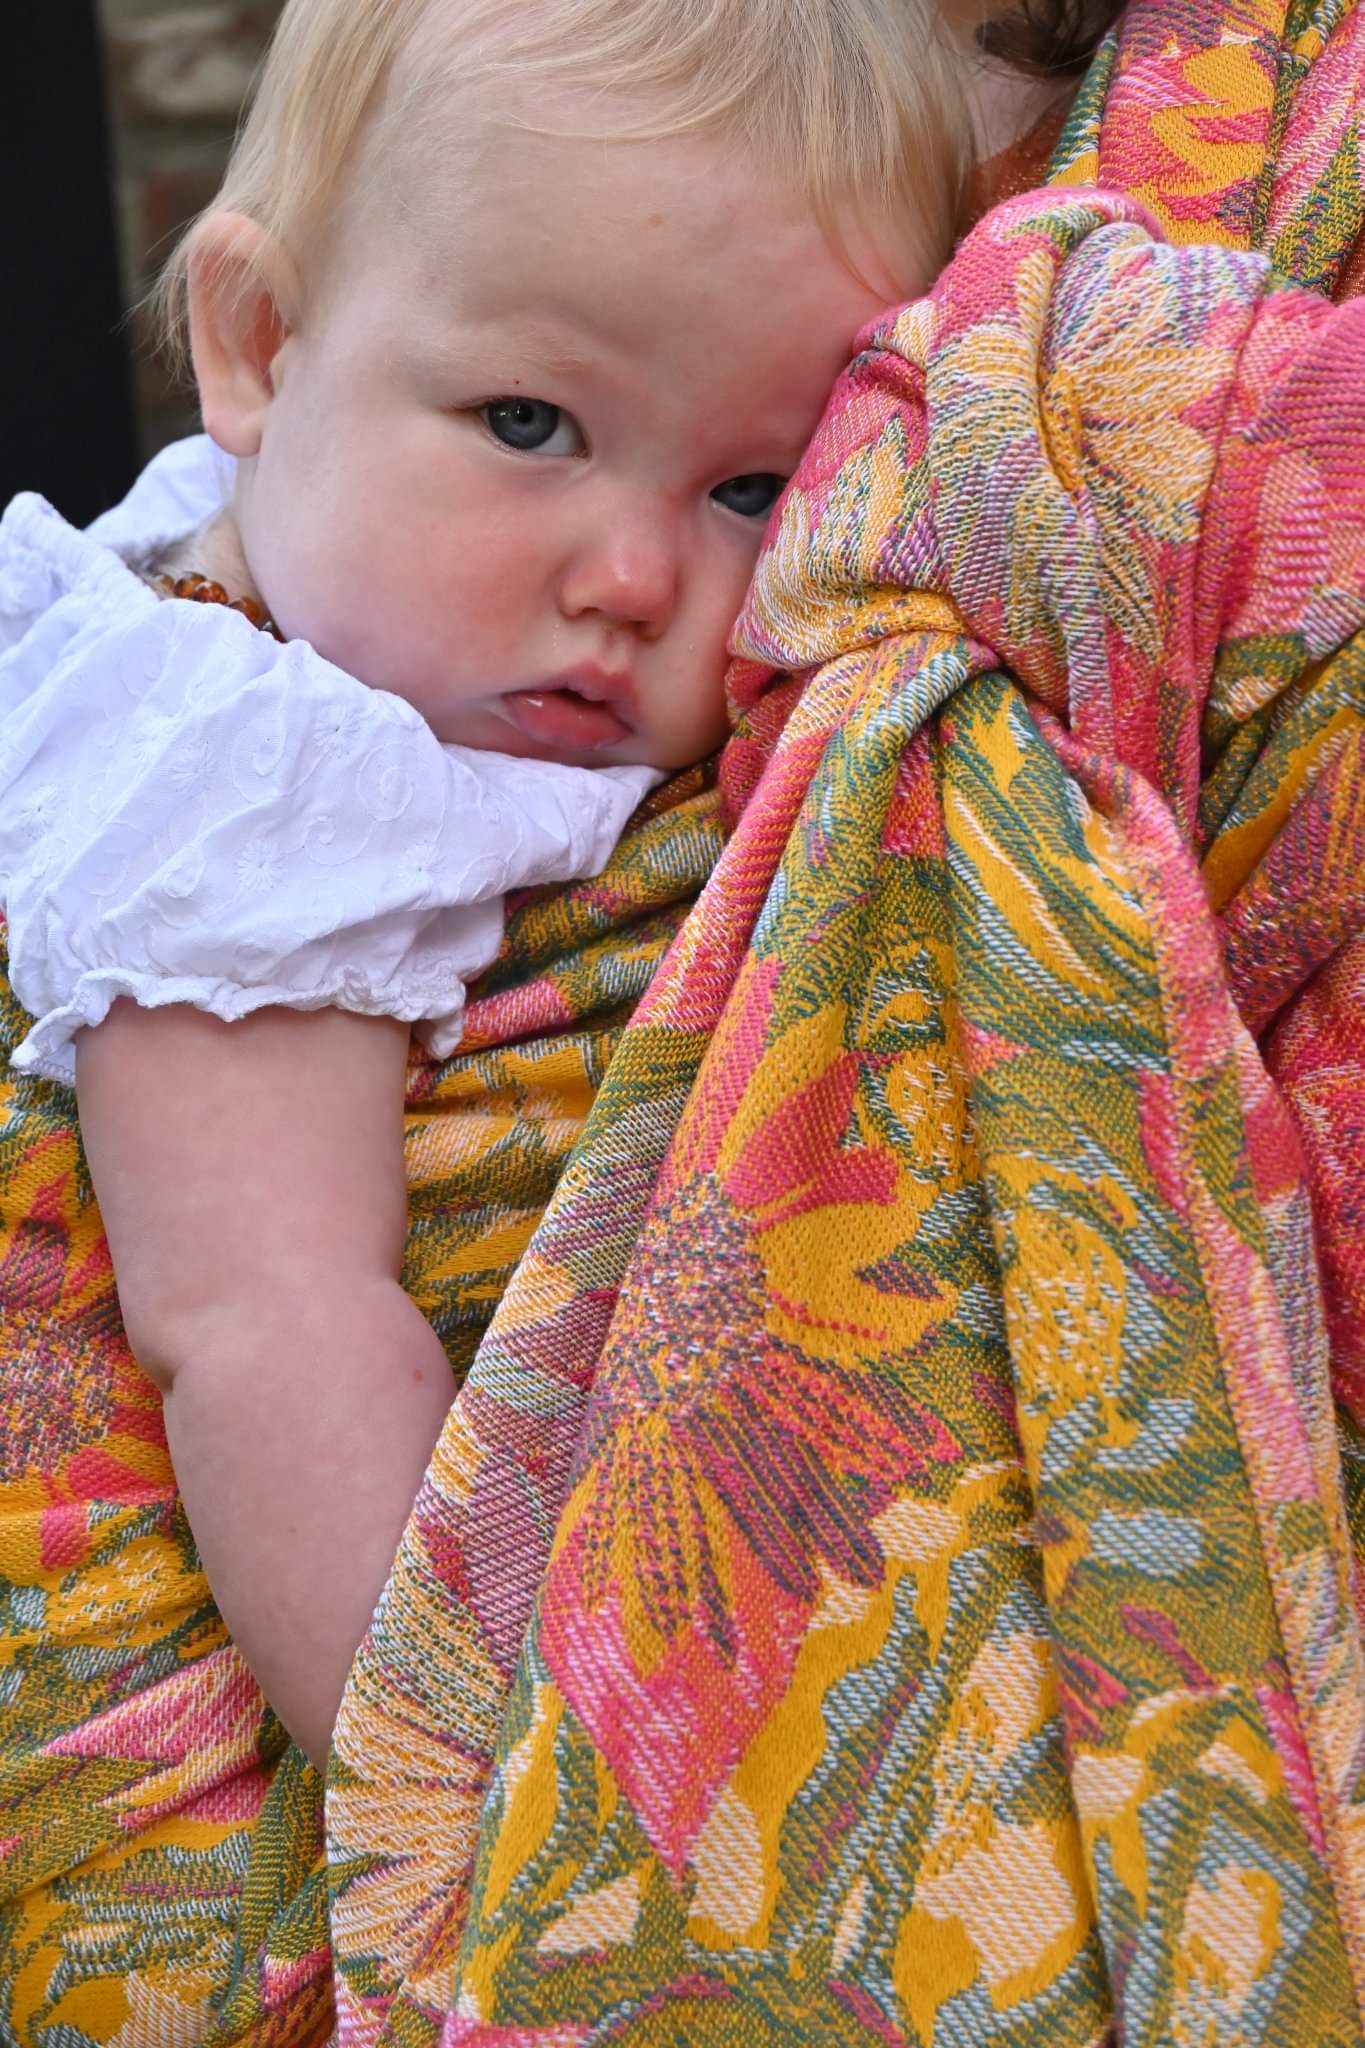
[0,440,659,1085]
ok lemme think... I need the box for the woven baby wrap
[4,1,1365,2042]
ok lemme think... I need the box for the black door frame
[2,3,139,525]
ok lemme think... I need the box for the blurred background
[3,2,283,525]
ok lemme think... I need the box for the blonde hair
[156,0,970,368]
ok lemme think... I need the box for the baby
[0,0,966,1765]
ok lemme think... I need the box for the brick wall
[99,0,284,455]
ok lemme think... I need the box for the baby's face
[235,103,902,769]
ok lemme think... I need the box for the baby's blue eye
[482,398,584,455]
[711,472,786,519]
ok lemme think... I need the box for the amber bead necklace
[153,570,284,641]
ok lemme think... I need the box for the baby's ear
[186,213,298,457]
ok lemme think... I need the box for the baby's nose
[559,510,679,636]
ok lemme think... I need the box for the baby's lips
[499,685,633,750]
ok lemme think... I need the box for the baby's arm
[76,1001,453,1769]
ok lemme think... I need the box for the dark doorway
[2,5,139,526]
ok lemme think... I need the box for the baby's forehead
[354,86,800,287]
[339,29,921,314]
[352,22,484,205]
[330,35,896,392]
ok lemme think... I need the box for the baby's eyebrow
[499,324,601,377]
[402,315,601,381]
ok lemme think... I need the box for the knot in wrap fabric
[1,3,1365,2045]
[732,183,1365,1029]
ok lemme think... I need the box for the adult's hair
[977,0,1127,75]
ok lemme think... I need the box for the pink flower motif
[539,962,960,1869]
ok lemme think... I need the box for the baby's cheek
[696,656,736,743]
[324,554,481,702]
[646,657,733,768]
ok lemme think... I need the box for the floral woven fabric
[324,1,1365,2043]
